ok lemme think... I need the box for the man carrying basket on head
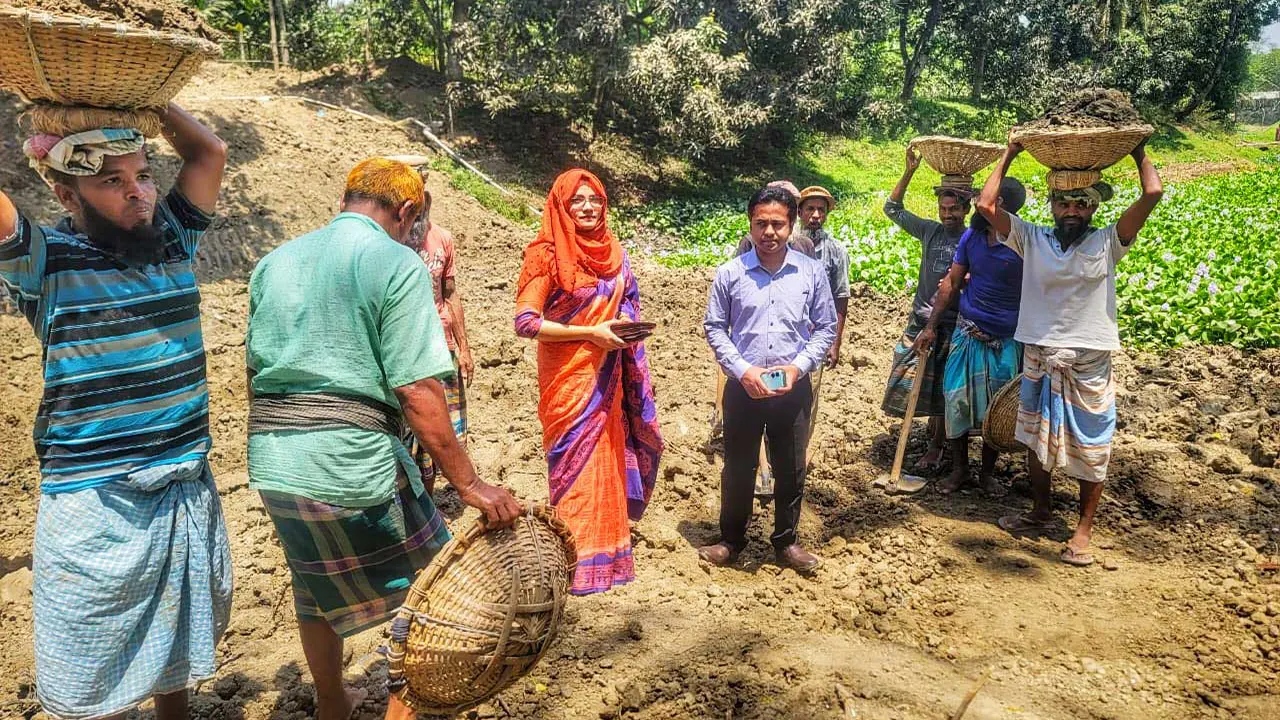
[977,139,1162,566]
[0,104,233,720]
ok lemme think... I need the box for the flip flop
[1060,546,1095,567]
[997,513,1056,535]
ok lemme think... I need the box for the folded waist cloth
[249,392,402,435]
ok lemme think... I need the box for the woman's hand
[587,320,628,350]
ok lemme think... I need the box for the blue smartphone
[762,370,786,391]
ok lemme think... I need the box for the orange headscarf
[518,169,622,294]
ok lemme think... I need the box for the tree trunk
[970,36,989,103]
[237,27,246,63]
[277,0,290,68]
[589,52,609,140]
[363,1,374,71]
[899,0,944,103]
[1177,0,1240,120]
[445,0,471,85]
[267,0,280,71]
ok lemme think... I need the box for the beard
[1054,217,1091,246]
[970,212,990,232]
[79,197,166,267]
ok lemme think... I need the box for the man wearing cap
[913,177,1027,494]
[881,146,971,476]
[0,105,232,720]
[978,140,1162,566]
[794,185,850,467]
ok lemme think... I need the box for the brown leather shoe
[776,544,821,573]
[697,542,739,566]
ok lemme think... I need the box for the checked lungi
[259,474,452,638]
[1016,344,1116,483]
[943,317,1022,439]
[882,314,954,418]
[33,462,232,720]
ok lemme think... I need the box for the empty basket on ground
[1010,124,1154,190]
[909,136,1004,177]
[387,505,577,716]
[0,8,221,111]
[982,373,1024,453]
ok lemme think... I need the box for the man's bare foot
[937,466,970,494]
[914,446,946,473]
[318,688,367,720]
[977,472,1001,495]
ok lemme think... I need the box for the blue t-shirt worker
[913,177,1028,495]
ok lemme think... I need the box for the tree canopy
[195,0,1280,153]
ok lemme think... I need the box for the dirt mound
[0,0,218,40]
[1023,87,1145,130]
[1,64,1278,720]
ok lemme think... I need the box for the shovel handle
[888,344,933,484]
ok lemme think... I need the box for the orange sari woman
[514,169,663,595]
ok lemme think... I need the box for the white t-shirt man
[1001,215,1130,351]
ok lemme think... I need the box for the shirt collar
[333,211,392,240]
[743,246,799,274]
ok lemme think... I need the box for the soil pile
[0,0,219,40]
[1023,87,1145,130]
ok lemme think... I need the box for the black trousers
[720,375,812,551]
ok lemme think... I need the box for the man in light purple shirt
[699,185,838,573]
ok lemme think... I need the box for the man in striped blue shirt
[0,104,231,720]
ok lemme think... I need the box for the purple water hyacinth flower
[1208,282,1220,295]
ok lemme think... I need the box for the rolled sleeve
[380,256,455,388]
[0,215,46,304]
[1102,223,1129,263]
[883,199,935,243]
[1001,215,1030,257]
[828,243,851,299]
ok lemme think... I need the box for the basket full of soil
[387,504,576,716]
[1011,88,1153,189]
[0,0,221,114]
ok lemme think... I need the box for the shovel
[873,344,932,495]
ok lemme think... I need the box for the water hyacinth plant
[644,161,1280,349]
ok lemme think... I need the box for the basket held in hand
[387,504,577,716]
[1010,125,1153,172]
[0,8,221,110]
[909,136,1004,177]
[982,373,1025,453]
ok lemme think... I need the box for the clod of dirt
[1021,87,1144,130]
[0,0,220,40]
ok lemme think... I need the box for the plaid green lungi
[259,479,452,638]
[882,314,954,418]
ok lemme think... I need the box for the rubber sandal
[1060,546,1095,567]
[997,514,1056,535]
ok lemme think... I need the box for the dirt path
[1,65,1278,720]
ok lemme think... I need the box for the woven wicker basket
[1010,125,1153,171]
[909,136,1004,176]
[0,8,221,110]
[387,505,577,716]
[982,373,1024,453]
[1046,169,1103,191]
